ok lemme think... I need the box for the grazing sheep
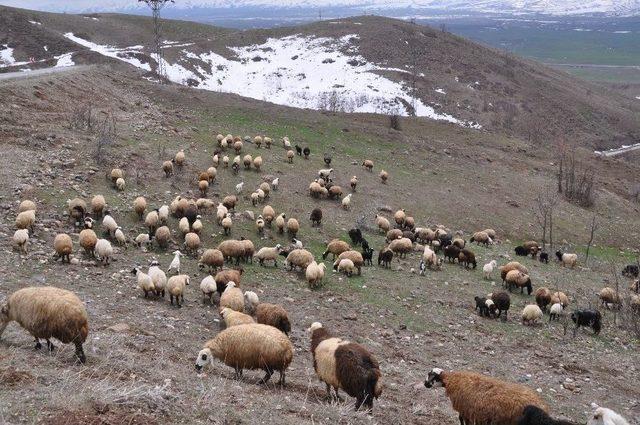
[261,205,276,226]
[505,270,533,294]
[243,291,260,314]
[110,168,124,184]
[452,237,466,249]
[535,287,552,312]
[350,176,358,192]
[491,291,511,320]
[199,248,224,274]
[342,194,352,210]
[309,322,382,411]
[102,212,118,237]
[379,170,388,183]
[158,205,169,224]
[420,247,442,273]
[243,154,253,169]
[378,248,393,268]
[53,233,73,263]
[145,209,159,234]
[221,214,233,235]
[556,251,578,268]
[167,274,189,307]
[199,180,209,196]
[599,287,622,310]
[274,214,286,233]
[443,245,461,263]
[518,405,578,425]
[255,303,291,335]
[222,195,238,211]
[336,258,356,276]
[175,149,185,167]
[483,260,497,279]
[318,168,333,179]
[322,239,351,260]
[475,296,490,317]
[214,269,243,295]
[13,229,29,254]
[18,200,36,213]
[334,251,364,275]
[148,261,167,297]
[389,237,412,258]
[254,245,283,267]
[222,155,230,167]
[587,405,630,425]
[424,368,547,425]
[91,195,106,218]
[386,229,403,243]
[192,216,203,234]
[133,197,147,220]
[309,181,326,199]
[500,262,529,283]
[220,282,245,313]
[285,249,314,271]
[218,240,245,265]
[306,261,327,289]
[328,185,343,200]
[114,227,127,246]
[469,231,491,246]
[132,267,155,298]
[255,215,265,233]
[348,228,363,246]
[621,265,639,278]
[393,209,406,227]
[162,160,173,177]
[539,252,549,263]
[167,250,185,274]
[67,198,87,228]
[310,208,322,227]
[514,246,529,257]
[195,323,293,385]
[287,218,300,238]
[571,310,602,336]
[522,304,543,325]
[286,150,294,163]
[0,287,89,363]
[252,156,263,172]
[94,239,113,265]
[551,291,569,308]
[235,181,244,194]
[362,247,374,266]
[15,210,36,232]
[549,303,564,321]
[221,307,255,328]
[303,146,310,159]
[362,159,374,171]
[184,232,201,255]
[271,177,279,191]
[115,178,125,191]
[155,226,171,249]
[238,238,255,263]
[458,249,477,269]
[217,204,229,225]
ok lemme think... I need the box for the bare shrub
[94,112,117,164]
[557,152,596,208]
[390,114,401,131]
[67,102,95,131]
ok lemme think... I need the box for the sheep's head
[307,322,323,334]
[424,368,445,388]
[195,348,213,372]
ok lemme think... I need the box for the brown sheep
[285,249,314,271]
[469,231,491,246]
[389,237,412,258]
[162,160,173,177]
[458,249,477,269]
[220,282,245,313]
[322,239,351,260]
[218,240,245,265]
[599,287,622,309]
[110,168,124,184]
[155,226,171,249]
[386,228,403,242]
[550,291,569,308]
[287,218,300,239]
[375,214,391,233]
[220,307,255,328]
[424,368,547,424]
[262,205,276,225]
[195,323,293,385]
[362,159,374,171]
[505,270,532,294]
[500,262,529,283]
[534,287,552,311]
[79,229,98,257]
[214,269,243,294]
[91,195,106,218]
[133,196,147,220]
[18,200,36,213]
[53,233,73,263]
[394,209,406,227]
[328,185,343,200]
[255,303,291,335]
[199,249,224,273]
[379,169,389,183]
[222,195,238,211]
[167,275,189,307]
[334,250,365,275]
[239,238,255,263]
[0,287,88,363]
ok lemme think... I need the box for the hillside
[1,6,640,149]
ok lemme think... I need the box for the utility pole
[138,0,174,81]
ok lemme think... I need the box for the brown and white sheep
[166,275,189,307]
[0,287,88,363]
[389,237,413,258]
[322,239,351,260]
[362,159,374,171]
[220,307,255,328]
[334,251,364,275]
[306,261,327,289]
[285,249,314,271]
[505,270,533,294]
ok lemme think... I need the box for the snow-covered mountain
[2,0,639,16]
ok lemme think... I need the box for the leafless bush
[620,293,640,339]
[94,112,117,164]
[389,114,401,131]
[67,102,95,131]
[557,152,596,208]
[630,184,640,203]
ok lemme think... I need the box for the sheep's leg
[34,338,42,350]
[458,414,465,425]
[326,383,332,399]
[234,367,243,379]
[46,339,55,352]
[170,295,174,305]
[278,370,286,386]
[75,342,86,364]
[259,369,273,385]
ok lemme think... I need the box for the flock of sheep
[3,132,637,424]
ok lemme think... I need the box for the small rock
[108,323,131,333]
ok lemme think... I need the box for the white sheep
[588,403,630,425]
[318,168,333,179]
[292,238,303,249]
[483,260,497,280]
[272,178,279,191]
[114,227,127,246]
[95,239,113,265]
[158,205,170,224]
[167,250,184,274]
[236,182,244,194]
[116,177,125,191]
[342,194,352,210]
[102,213,118,236]
[521,304,543,325]
[148,261,167,297]
[200,275,217,304]
[244,291,260,314]
[132,267,155,298]
[337,258,356,277]
[13,229,29,254]
[549,303,564,321]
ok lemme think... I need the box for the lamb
[309,322,382,411]
[571,310,602,336]
[556,251,578,268]
[0,287,89,363]
[539,252,549,263]
[195,323,293,385]
[483,260,497,279]
[166,274,189,307]
[475,296,490,317]
[305,261,327,289]
[362,159,374,171]
[13,229,29,254]
[148,261,167,297]
[522,304,543,325]
[389,237,412,258]
[155,226,171,248]
[549,303,564,321]
[116,177,126,191]
[285,249,315,271]
[53,233,73,263]
[458,248,477,269]
[15,210,36,232]
[199,275,217,304]
[334,250,364,275]
[322,239,351,260]
[350,176,358,191]
[286,150,294,163]
[336,258,356,276]
[214,269,243,294]
[110,168,124,184]
[184,232,201,255]
[254,245,283,267]
[518,405,578,425]
[102,212,118,237]
[599,287,622,310]
[287,218,300,238]
[255,303,291,335]
[420,247,442,273]
[341,194,352,210]
[221,307,255,328]
[303,146,310,159]
[424,368,547,425]
[220,282,244,312]
[162,160,173,177]
[244,291,260,314]
[18,200,36,213]
[310,208,322,227]
[587,405,630,425]
[132,267,155,298]
[490,291,511,320]
[378,248,393,268]
[218,240,245,265]
[235,181,244,194]
[167,250,185,274]
[95,239,113,265]
[221,214,233,235]
[379,170,389,184]
[505,270,533,294]
[91,195,106,218]
[535,287,552,311]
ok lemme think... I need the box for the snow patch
[64,33,151,71]
[28,20,42,25]
[0,44,15,67]
[435,88,446,95]
[55,53,75,68]
[613,30,631,34]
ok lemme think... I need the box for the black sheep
[514,246,528,256]
[348,228,363,245]
[378,248,393,268]
[362,247,374,266]
[517,406,578,425]
[491,291,511,321]
[295,145,302,156]
[474,296,489,317]
[458,249,477,269]
[184,205,198,226]
[622,264,639,278]
[310,208,322,227]
[539,252,549,264]
[361,238,370,251]
[402,231,416,243]
[443,245,460,263]
[303,147,310,159]
[571,310,602,337]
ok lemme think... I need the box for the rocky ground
[0,65,639,424]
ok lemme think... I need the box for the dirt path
[0,65,90,82]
